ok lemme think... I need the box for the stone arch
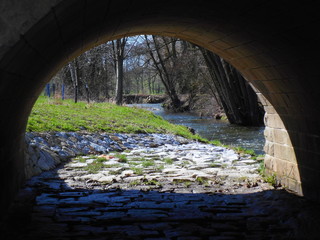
[1,0,320,215]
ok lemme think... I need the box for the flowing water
[128,103,265,154]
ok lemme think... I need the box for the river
[128,103,265,155]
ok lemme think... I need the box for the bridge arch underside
[1,0,320,213]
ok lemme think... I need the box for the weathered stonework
[257,93,302,195]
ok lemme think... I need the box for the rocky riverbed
[24,132,269,193]
[28,134,270,194]
[2,132,320,239]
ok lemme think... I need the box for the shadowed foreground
[2,160,320,240]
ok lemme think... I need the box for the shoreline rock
[24,131,269,195]
[24,132,194,179]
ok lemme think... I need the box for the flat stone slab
[3,133,320,239]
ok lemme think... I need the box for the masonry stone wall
[257,93,302,195]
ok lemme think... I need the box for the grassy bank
[27,97,205,141]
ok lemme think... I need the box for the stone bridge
[0,0,320,216]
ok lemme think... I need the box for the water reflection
[128,103,265,154]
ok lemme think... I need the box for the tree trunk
[115,55,124,105]
[68,60,78,103]
[200,47,264,126]
[112,38,127,105]
[104,64,110,99]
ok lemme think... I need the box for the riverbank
[162,94,225,118]
[127,103,266,154]
[27,97,203,141]
[25,132,191,178]
[119,93,225,118]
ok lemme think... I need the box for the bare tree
[68,59,79,103]
[144,35,182,110]
[199,47,264,126]
[111,38,127,105]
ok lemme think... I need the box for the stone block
[256,93,270,106]
[273,143,296,163]
[278,177,302,196]
[274,158,287,176]
[289,180,303,196]
[264,155,275,171]
[283,161,300,180]
[264,127,274,142]
[264,114,285,129]
[264,105,277,114]
[273,128,290,145]
[264,142,274,156]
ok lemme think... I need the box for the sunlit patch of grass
[210,139,223,146]
[164,157,174,165]
[27,96,207,142]
[142,178,161,186]
[85,160,105,174]
[263,173,277,186]
[180,160,191,168]
[129,179,141,186]
[221,164,228,169]
[184,181,192,188]
[128,161,140,166]
[233,146,255,155]
[142,159,155,168]
[96,157,108,163]
[130,167,143,175]
[74,156,87,163]
[195,177,208,185]
[258,160,278,187]
[156,164,165,172]
[129,178,161,187]
[173,179,192,185]
[115,153,128,163]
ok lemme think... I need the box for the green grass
[164,157,174,165]
[209,139,259,157]
[129,178,161,187]
[26,96,205,141]
[114,153,128,163]
[85,160,105,173]
[210,139,224,147]
[195,177,209,186]
[142,159,155,168]
[232,146,255,155]
[74,156,87,163]
[257,160,278,187]
[156,164,165,171]
[130,167,144,175]
[96,157,108,162]
[129,180,141,186]
[263,173,277,186]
